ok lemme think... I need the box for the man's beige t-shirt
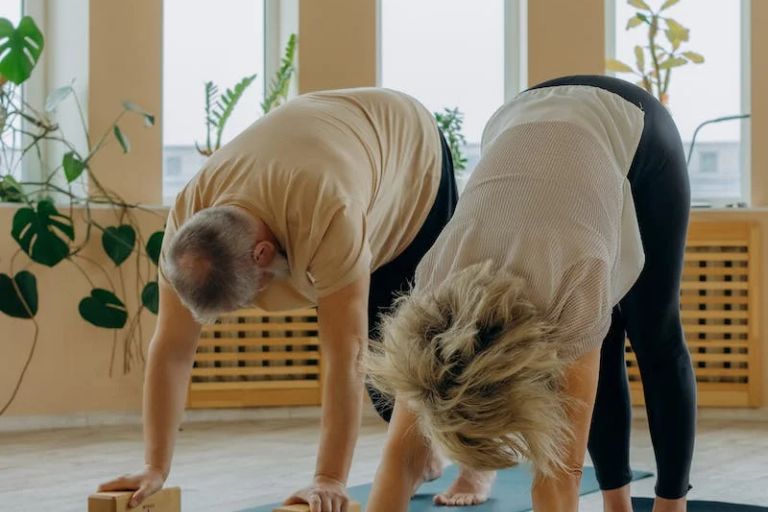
[161,87,442,311]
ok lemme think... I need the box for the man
[99,87,457,512]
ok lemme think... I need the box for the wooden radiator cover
[188,223,762,410]
[627,221,762,407]
[187,308,321,408]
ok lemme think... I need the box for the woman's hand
[283,476,351,512]
[98,465,166,508]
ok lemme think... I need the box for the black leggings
[530,75,696,499]
[366,131,459,422]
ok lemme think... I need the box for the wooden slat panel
[683,266,749,276]
[684,253,748,262]
[202,322,318,333]
[680,281,749,291]
[190,380,319,391]
[198,336,318,348]
[628,220,762,409]
[680,310,749,319]
[680,295,749,305]
[191,365,320,377]
[195,351,320,362]
[216,308,317,319]
[683,324,749,334]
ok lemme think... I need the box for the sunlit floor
[0,415,766,511]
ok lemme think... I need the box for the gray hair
[164,206,287,323]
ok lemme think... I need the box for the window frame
[606,0,752,207]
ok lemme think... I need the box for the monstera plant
[0,16,164,415]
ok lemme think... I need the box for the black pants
[530,75,696,499]
[366,131,458,422]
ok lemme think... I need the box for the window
[379,0,507,177]
[0,0,23,180]
[163,0,265,204]
[699,151,718,174]
[609,0,749,203]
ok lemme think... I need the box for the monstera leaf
[145,231,164,266]
[0,16,44,85]
[11,199,74,267]
[78,288,127,329]
[0,271,38,318]
[101,225,136,266]
[62,151,86,182]
[141,281,159,315]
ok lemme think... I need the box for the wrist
[313,473,346,487]
[144,463,169,480]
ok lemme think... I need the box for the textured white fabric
[415,85,645,358]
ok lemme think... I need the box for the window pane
[614,0,745,201]
[380,0,505,174]
[163,0,265,203]
[0,0,23,180]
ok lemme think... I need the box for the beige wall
[298,0,377,92]
[527,0,605,86]
[0,206,166,415]
[88,0,163,204]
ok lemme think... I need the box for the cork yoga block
[272,501,362,512]
[88,487,181,512]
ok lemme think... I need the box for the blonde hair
[367,261,572,476]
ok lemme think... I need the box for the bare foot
[433,465,496,507]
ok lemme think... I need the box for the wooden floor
[0,415,766,511]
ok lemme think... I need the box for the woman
[365,75,695,512]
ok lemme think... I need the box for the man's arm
[99,279,201,506]
[316,275,369,480]
[531,347,600,511]
[284,275,369,512]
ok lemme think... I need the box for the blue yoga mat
[240,465,652,512]
[632,498,768,512]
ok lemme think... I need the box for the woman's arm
[367,399,433,512]
[531,347,601,512]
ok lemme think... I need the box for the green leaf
[101,225,136,266]
[665,18,690,42]
[113,125,130,153]
[145,230,164,265]
[78,288,127,329]
[433,107,467,173]
[606,59,634,73]
[659,57,688,69]
[141,281,159,315]
[45,83,74,112]
[634,45,645,72]
[627,0,650,10]
[0,174,25,202]
[262,33,297,114]
[0,271,38,318]
[660,0,680,10]
[122,100,155,127]
[0,16,44,85]
[626,15,644,29]
[11,199,74,267]
[212,74,258,150]
[62,151,86,182]
[683,51,705,64]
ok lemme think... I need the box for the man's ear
[252,240,276,268]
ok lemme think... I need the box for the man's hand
[98,465,166,508]
[284,476,351,512]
